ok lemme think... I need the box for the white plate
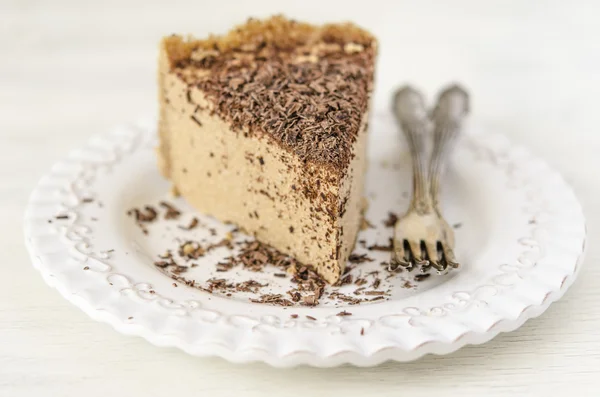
[24,113,586,367]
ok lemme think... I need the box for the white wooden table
[2,1,599,395]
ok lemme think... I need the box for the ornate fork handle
[393,87,432,215]
[429,85,470,213]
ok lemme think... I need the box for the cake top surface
[162,15,377,172]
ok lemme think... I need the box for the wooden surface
[2,1,600,395]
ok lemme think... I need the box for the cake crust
[162,15,375,66]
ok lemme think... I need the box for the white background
[2,0,600,395]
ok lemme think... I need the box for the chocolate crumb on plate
[179,241,206,260]
[55,214,69,220]
[383,212,399,227]
[402,280,414,288]
[206,278,235,292]
[371,278,381,289]
[290,314,298,319]
[287,290,302,302]
[159,201,182,219]
[329,291,362,305]
[216,261,235,272]
[128,206,158,222]
[178,217,199,230]
[367,238,394,252]
[336,310,352,316]
[348,253,374,264]
[235,280,267,293]
[355,277,368,286]
[361,327,365,335]
[364,290,385,296]
[250,294,294,306]
[154,256,188,274]
[415,273,431,282]
[306,315,317,321]
[301,294,319,306]
[335,273,353,286]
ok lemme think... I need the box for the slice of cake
[157,16,377,284]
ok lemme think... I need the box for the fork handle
[393,86,432,215]
[429,85,469,212]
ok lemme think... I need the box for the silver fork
[391,84,469,273]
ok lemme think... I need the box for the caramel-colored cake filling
[157,16,377,283]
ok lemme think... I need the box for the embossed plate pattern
[24,113,586,367]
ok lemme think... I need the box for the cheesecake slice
[157,16,377,284]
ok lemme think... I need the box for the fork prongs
[392,240,411,269]
[440,243,459,270]
[408,240,429,269]
[393,239,457,272]
[425,241,442,271]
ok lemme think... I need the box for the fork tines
[391,240,458,274]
